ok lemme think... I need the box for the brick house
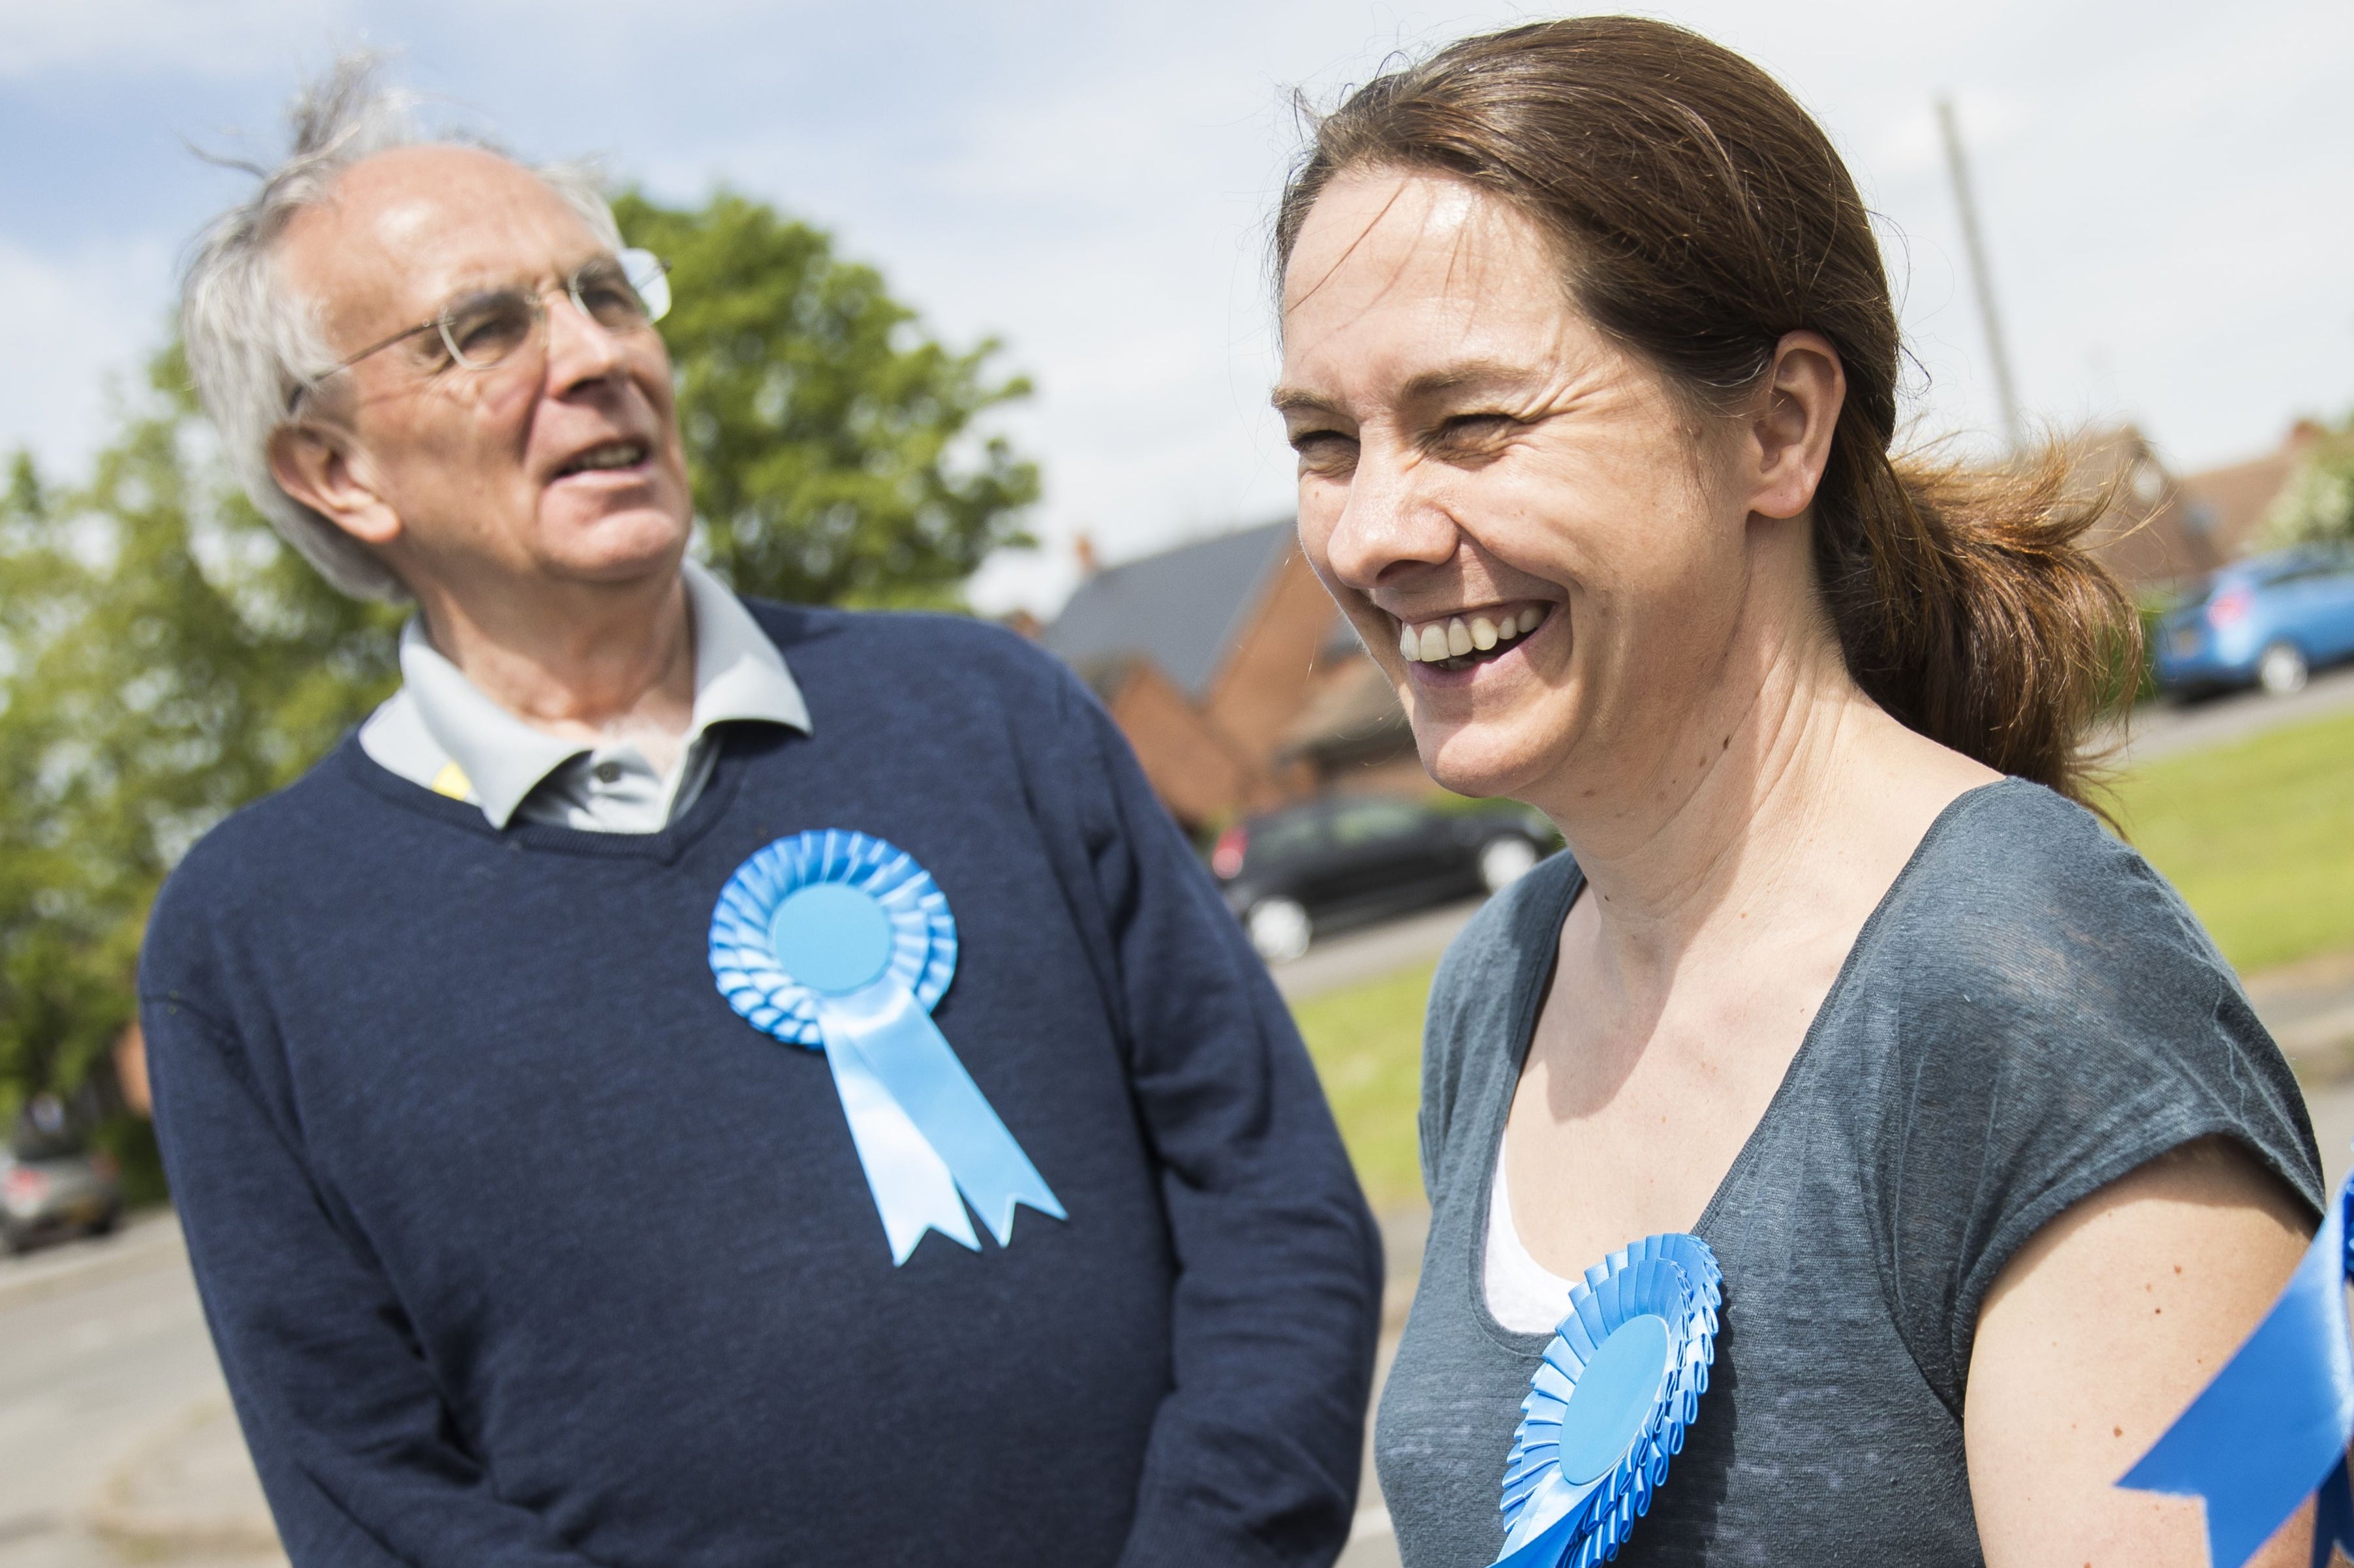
[2064,420,2336,596]
[2174,420,2327,561]
[2070,425,2223,592]
[1041,521,1417,829]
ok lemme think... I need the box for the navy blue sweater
[142,604,1382,1568]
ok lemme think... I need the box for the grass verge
[2111,705,2354,974]
[1291,960,1438,1210]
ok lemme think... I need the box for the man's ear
[267,422,403,549]
[1745,330,1845,523]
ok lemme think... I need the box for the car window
[10,1093,81,1161]
[1329,799,1425,846]
[1246,812,1327,867]
[8,1130,84,1161]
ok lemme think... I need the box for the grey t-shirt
[1374,779,2323,1566]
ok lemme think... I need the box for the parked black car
[1210,795,1558,962]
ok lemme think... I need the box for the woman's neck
[1534,616,1992,1006]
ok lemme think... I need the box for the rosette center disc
[768,884,893,994]
[1556,1314,1673,1484]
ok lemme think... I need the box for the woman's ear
[267,422,403,548]
[1744,330,1845,523]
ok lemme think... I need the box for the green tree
[615,190,1039,607]
[2261,415,2354,548]
[0,346,397,1167]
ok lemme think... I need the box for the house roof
[2067,425,2220,590]
[1042,519,1297,698]
[2176,422,2323,559]
[1282,658,1410,765]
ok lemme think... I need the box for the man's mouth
[1393,604,1553,671]
[552,440,650,478]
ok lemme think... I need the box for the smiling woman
[1273,17,2325,1568]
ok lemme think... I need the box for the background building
[1041,522,1421,828]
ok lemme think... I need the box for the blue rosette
[709,829,1066,1265]
[2120,1161,2354,1568]
[1493,1232,1722,1568]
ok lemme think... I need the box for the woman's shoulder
[1864,778,2315,1196]
[1425,850,1580,1075]
[1839,778,2322,1399]
[1414,849,1579,1192]
[1432,850,1579,1010]
[1880,778,2242,1034]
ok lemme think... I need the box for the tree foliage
[615,190,1038,608]
[0,189,1037,1135]
[0,346,399,1130]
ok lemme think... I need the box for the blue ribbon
[2118,1164,2354,1568]
[1494,1233,1722,1568]
[709,830,1066,1265]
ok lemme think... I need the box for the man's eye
[574,272,648,328]
[442,294,536,365]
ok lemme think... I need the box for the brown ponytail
[1275,17,2136,805]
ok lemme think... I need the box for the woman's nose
[1320,444,1460,592]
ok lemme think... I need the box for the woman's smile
[1389,600,1556,682]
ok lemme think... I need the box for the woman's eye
[1435,413,1517,448]
[1290,432,1357,472]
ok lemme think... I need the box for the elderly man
[143,65,1380,1568]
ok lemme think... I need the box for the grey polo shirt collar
[358,557,809,832]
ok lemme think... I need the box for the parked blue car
[2153,544,2354,698]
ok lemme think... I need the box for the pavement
[1273,898,1485,1004]
[11,675,2353,1568]
[0,1216,277,1568]
[2104,661,2354,767]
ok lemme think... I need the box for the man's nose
[1322,442,1460,593]
[542,290,628,394]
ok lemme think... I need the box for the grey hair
[179,54,623,600]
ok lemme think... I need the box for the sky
[1,0,2348,615]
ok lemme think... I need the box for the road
[2106,661,2354,766]
[0,1218,270,1568]
[1274,898,1485,1004]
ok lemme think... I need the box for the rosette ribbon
[708,830,1066,1265]
[1493,1232,1722,1568]
[2118,1158,2354,1568]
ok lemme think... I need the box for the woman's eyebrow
[1273,358,1541,416]
[1397,360,1539,404]
[1270,386,1340,416]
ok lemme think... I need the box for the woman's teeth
[1396,606,1548,665]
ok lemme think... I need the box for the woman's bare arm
[1966,1136,2316,1567]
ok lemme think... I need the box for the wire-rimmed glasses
[285,248,672,412]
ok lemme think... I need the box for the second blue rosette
[1493,1231,1722,1568]
[709,829,1066,1265]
